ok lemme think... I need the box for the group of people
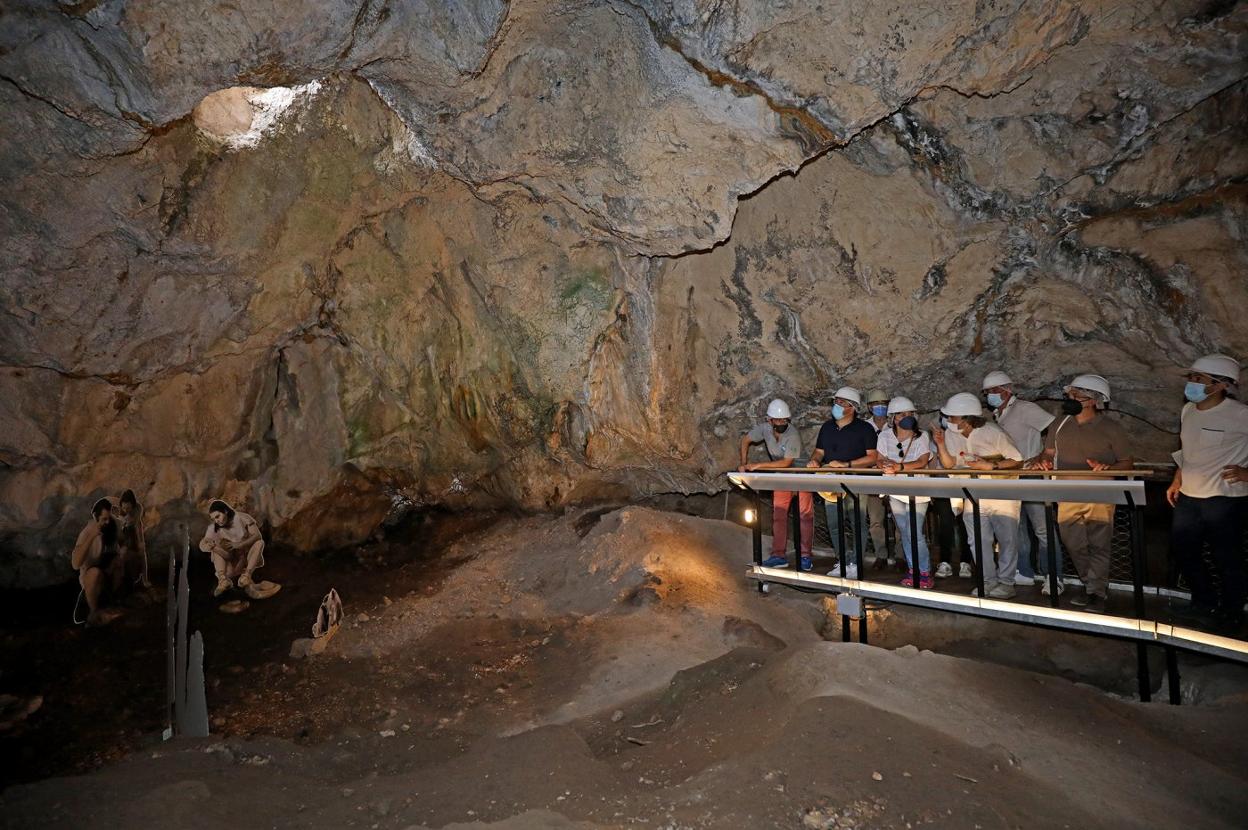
[738,354,1248,628]
[71,495,274,626]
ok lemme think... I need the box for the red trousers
[772,490,814,556]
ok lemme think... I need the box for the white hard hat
[886,396,917,415]
[981,370,1012,390]
[1189,354,1241,384]
[865,389,889,404]
[832,386,863,407]
[766,398,792,419]
[941,392,983,417]
[1065,373,1111,401]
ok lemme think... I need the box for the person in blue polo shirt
[807,387,878,577]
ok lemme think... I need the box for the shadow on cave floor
[0,509,500,788]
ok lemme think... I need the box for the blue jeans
[1020,502,1064,577]
[889,498,931,574]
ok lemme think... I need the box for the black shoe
[1069,588,1090,607]
[1083,594,1107,614]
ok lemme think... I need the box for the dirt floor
[2,506,1247,829]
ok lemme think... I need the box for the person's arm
[199,527,218,553]
[70,524,97,570]
[898,452,931,472]
[932,427,957,469]
[807,447,825,467]
[737,433,756,471]
[236,517,263,550]
[848,449,879,468]
[1167,468,1183,507]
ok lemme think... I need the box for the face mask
[773,422,789,433]
[831,404,846,420]
[939,415,949,431]
[1184,381,1209,404]
[986,393,1003,409]
[871,405,887,418]
[1061,398,1083,416]
[898,415,919,431]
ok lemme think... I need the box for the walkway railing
[727,468,1248,704]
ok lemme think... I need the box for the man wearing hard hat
[983,371,1059,591]
[806,387,878,577]
[863,389,897,568]
[933,393,1025,598]
[1028,374,1134,612]
[739,398,814,570]
[1168,354,1248,631]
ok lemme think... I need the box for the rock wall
[1,0,1245,585]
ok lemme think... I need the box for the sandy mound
[3,507,1247,829]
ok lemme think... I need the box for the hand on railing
[1086,458,1111,472]
[1026,457,1054,471]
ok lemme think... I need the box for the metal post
[963,488,986,599]
[165,547,176,740]
[1044,502,1060,608]
[751,490,763,566]
[833,493,849,642]
[790,495,801,572]
[908,495,920,588]
[752,489,764,594]
[852,491,867,644]
[1166,647,1181,705]
[1126,490,1151,702]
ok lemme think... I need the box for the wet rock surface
[1,1,1246,584]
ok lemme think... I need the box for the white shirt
[878,427,932,504]
[994,396,1054,460]
[1175,398,1248,498]
[947,422,1023,465]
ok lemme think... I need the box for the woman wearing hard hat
[875,397,933,588]
[1168,354,1248,632]
[932,392,1025,599]
[1027,374,1134,612]
[982,370,1058,590]
[738,398,815,570]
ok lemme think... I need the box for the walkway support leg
[1044,502,1060,608]
[1126,491,1151,702]
[963,489,986,599]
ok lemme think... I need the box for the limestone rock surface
[0,0,1245,585]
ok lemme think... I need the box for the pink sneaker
[902,572,935,589]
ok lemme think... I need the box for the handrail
[728,470,1147,506]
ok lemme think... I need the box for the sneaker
[901,571,929,588]
[988,583,1017,599]
[1040,578,1065,596]
[1083,594,1107,613]
[959,562,973,579]
[827,563,859,579]
[1069,588,1090,607]
[1013,573,1035,586]
[761,555,788,568]
[970,580,998,597]
[935,562,953,578]
[799,556,813,572]
[872,557,887,571]
[213,576,233,597]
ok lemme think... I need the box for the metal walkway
[729,469,1248,703]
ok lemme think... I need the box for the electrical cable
[72,589,87,625]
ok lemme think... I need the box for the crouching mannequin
[200,499,269,598]
[72,498,125,626]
